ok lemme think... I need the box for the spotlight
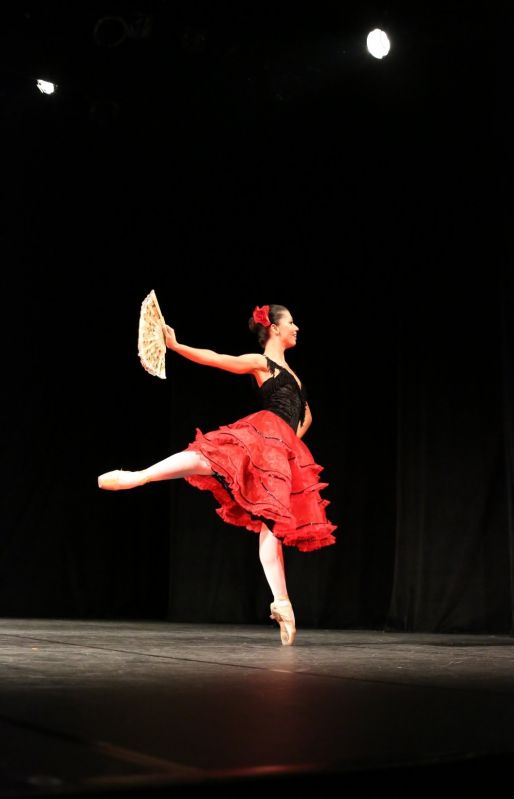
[36,79,56,95]
[366,29,391,59]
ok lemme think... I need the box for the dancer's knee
[190,451,213,475]
[259,528,282,567]
[260,549,280,568]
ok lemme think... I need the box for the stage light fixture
[36,79,56,95]
[366,29,391,59]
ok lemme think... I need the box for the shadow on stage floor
[1,619,514,796]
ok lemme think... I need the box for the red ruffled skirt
[185,410,337,552]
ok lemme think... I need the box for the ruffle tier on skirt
[185,410,337,552]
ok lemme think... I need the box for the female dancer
[98,304,337,645]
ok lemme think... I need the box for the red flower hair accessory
[252,305,271,327]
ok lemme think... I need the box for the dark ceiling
[1,2,509,306]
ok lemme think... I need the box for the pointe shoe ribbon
[97,470,147,491]
[270,599,296,646]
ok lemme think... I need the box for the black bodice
[256,357,307,432]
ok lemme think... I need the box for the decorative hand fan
[138,290,167,379]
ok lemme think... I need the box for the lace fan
[138,290,167,379]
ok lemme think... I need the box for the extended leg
[259,524,296,646]
[98,450,213,490]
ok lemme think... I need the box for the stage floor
[1,619,514,796]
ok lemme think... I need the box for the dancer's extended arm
[164,325,266,374]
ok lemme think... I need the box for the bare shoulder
[237,352,268,371]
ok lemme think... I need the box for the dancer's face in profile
[273,310,299,350]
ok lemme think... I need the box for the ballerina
[99,304,337,645]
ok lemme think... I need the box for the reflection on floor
[1,620,514,796]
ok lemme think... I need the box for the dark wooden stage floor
[1,619,514,796]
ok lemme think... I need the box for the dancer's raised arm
[164,325,266,374]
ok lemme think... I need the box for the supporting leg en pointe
[259,524,296,646]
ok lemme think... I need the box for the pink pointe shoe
[270,598,296,646]
[97,470,147,491]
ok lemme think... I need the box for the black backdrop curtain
[1,3,513,633]
[503,263,514,632]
